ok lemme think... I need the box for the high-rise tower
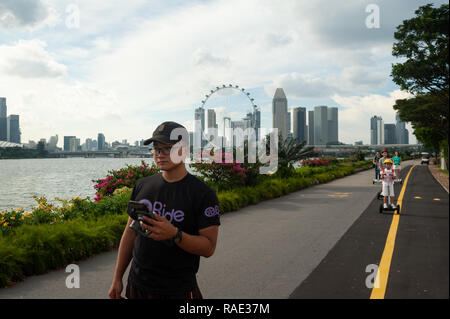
[272,88,288,140]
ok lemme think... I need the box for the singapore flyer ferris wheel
[199,84,259,112]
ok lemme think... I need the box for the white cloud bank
[1,0,438,145]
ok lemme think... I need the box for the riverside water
[0,157,160,212]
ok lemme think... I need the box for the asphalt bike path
[384,165,448,298]
[0,161,420,299]
[290,163,448,299]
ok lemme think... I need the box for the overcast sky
[0,0,446,146]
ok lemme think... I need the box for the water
[0,157,157,212]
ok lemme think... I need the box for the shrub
[0,190,132,235]
[0,214,128,288]
[300,158,330,167]
[190,150,247,191]
[92,160,159,201]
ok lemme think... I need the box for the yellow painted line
[414,196,422,199]
[433,198,440,201]
[370,164,416,299]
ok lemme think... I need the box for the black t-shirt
[127,172,220,295]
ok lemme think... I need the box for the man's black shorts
[125,281,203,299]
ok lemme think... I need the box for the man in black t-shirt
[108,122,220,299]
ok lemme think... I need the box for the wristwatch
[173,228,183,244]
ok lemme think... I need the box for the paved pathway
[290,162,449,299]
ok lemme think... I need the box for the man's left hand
[140,213,178,241]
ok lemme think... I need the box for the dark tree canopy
[391,3,449,158]
[392,3,449,100]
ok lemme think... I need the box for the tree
[392,4,449,99]
[37,141,48,157]
[268,133,315,177]
[391,3,449,166]
[413,126,442,151]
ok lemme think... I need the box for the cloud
[192,49,231,67]
[333,90,415,144]
[0,39,66,78]
[265,73,339,99]
[0,0,59,30]
[3,0,446,144]
[264,66,388,99]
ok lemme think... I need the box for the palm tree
[265,133,315,176]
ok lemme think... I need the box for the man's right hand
[108,279,124,299]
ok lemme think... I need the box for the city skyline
[0,1,439,146]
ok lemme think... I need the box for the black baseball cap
[143,121,187,146]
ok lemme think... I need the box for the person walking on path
[373,151,381,182]
[393,151,402,182]
[108,121,220,299]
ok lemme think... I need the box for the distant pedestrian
[393,151,401,182]
[373,151,381,181]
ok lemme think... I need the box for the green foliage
[217,161,366,214]
[391,3,449,165]
[1,191,132,234]
[0,147,53,159]
[392,3,449,96]
[189,150,247,191]
[266,133,314,177]
[92,160,159,200]
[352,147,370,162]
[36,141,48,157]
[0,214,128,288]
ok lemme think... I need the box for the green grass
[437,164,449,175]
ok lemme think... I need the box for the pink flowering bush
[300,158,330,167]
[92,160,159,201]
[190,149,247,191]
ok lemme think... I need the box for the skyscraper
[292,107,307,144]
[98,133,105,150]
[7,115,20,144]
[207,109,218,130]
[384,124,396,144]
[48,135,58,151]
[370,116,378,145]
[327,107,338,144]
[308,110,314,145]
[376,117,384,146]
[194,107,205,134]
[314,106,328,145]
[64,136,76,151]
[395,114,409,144]
[287,111,291,134]
[253,108,261,141]
[0,97,7,142]
[370,116,384,145]
[272,88,288,140]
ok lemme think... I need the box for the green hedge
[0,214,128,288]
[218,164,358,213]
[0,160,371,288]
